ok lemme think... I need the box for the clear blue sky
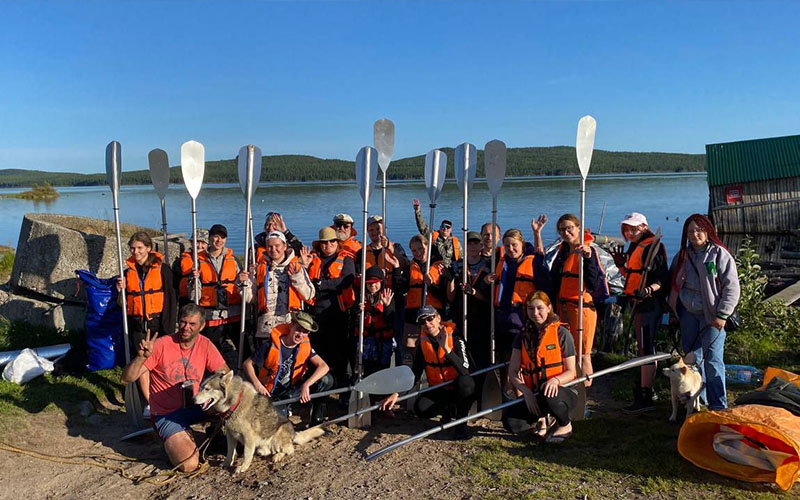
[1,0,798,173]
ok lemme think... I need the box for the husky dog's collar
[222,391,244,420]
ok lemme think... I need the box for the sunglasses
[335,222,352,228]
[417,315,436,325]
[440,224,451,230]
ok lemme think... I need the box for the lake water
[0,173,708,258]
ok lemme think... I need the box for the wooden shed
[707,134,800,235]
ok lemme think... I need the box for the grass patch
[1,182,59,200]
[0,250,13,277]
[0,316,83,351]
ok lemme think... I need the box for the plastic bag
[2,348,54,384]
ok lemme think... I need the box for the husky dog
[662,356,703,423]
[194,370,325,473]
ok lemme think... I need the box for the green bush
[0,251,13,275]
[726,237,800,367]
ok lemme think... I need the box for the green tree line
[0,147,705,188]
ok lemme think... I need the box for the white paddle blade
[576,115,597,179]
[105,141,122,194]
[180,140,205,199]
[148,148,170,200]
[484,139,507,197]
[237,145,262,198]
[424,149,447,204]
[373,119,395,173]
[356,146,379,203]
[454,142,477,194]
[355,366,414,394]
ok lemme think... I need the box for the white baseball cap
[267,230,287,243]
[621,212,648,227]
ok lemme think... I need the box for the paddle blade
[424,149,447,204]
[180,140,205,199]
[373,118,395,173]
[576,115,597,179]
[355,366,414,394]
[237,145,262,198]
[356,146,379,203]
[105,141,122,194]
[454,142,477,194]
[484,139,506,197]
[148,148,170,200]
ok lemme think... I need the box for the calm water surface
[0,173,708,258]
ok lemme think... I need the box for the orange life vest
[364,246,396,288]
[196,248,241,308]
[407,260,443,310]
[306,251,356,311]
[256,255,304,313]
[331,226,361,257]
[623,235,658,297]
[557,231,596,308]
[125,252,165,320]
[361,299,394,341]
[178,252,193,300]
[519,321,566,390]
[494,254,536,306]
[256,324,311,393]
[419,321,459,385]
[431,232,461,261]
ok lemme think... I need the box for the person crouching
[242,311,333,427]
[503,291,577,443]
[379,306,475,440]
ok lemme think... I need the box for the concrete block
[0,288,85,331]
[10,213,187,303]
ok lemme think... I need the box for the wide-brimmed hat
[291,311,319,332]
[313,227,342,252]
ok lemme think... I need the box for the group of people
[119,203,740,471]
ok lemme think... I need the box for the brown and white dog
[194,370,324,473]
[662,355,703,423]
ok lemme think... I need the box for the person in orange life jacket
[187,224,243,367]
[173,229,208,308]
[378,306,476,440]
[354,215,409,367]
[306,226,356,389]
[357,266,396,376]
[484,228,552,365]
[121,304,228,472]
[396,234,446,366]
[332,213,361,257]
[445,231,493,369]
[607,212,671,414]
[503,291,577,443]
[239,231,315,345]
[543,213,609,387]
[412,199,461,268]
[242,311,333,426]
[254,212,305,262]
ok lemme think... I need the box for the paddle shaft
[160,199,169,264]
[422,203,436,306]
[320,362,508,428]
[112,189,131,364]
[490,197,498,364]
[366,353,671,461]
[578,177,586,368]
[238,147,255,369]
[461,181,468,342]
[381,170,387,234]
[356,204,369,384]
[191,198,199,305]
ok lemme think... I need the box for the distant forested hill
[0,147,705,187]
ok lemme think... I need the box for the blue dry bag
[75,270,124,371]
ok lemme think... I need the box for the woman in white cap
[610,212,670,413]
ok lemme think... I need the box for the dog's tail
[294,427,325,446]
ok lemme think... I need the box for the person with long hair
[668,214,740,410]
[545,213,609,387]
[502,291,577,443]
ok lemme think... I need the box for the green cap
[467,231,482,242]
[291,311,319,332]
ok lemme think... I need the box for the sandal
[545,425,573,444]
[534,416,556,439]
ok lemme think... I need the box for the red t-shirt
[143,333,226,416]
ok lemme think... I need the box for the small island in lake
[2,182,60,200]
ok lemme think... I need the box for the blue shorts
[152,405,207,441]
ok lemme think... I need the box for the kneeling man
[122,303,228,472]
[243,311,333,426]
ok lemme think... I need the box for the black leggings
[502,387,577,434]
[413,375,476,420]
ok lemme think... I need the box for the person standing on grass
[609,212,670,414]
[668,214,740,410]
[121,303,228,472]
[503,291,577,443]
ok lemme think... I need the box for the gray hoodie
[668,243,740,325]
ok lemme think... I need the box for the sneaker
[623,388,656,414]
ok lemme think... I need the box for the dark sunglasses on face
[440,224,451,230]
[335,222,352,228]
[417,315,436,325]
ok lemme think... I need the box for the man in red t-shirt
[122,303,228,472]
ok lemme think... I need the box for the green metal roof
[705,134,800,187]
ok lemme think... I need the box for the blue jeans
[678,306,727,410]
